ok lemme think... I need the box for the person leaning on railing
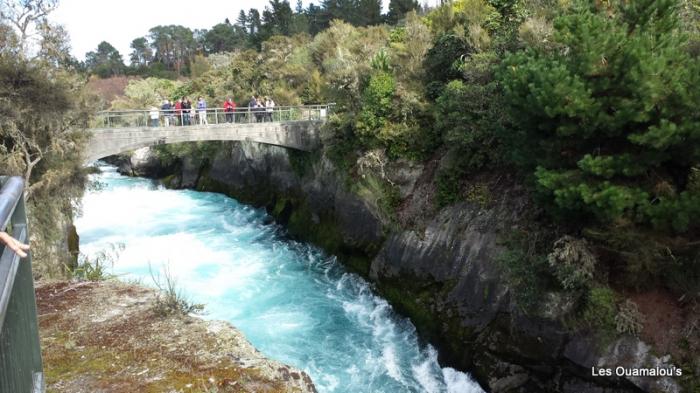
[175,98,184,126]
[224,97,236,123]
[149,107,159,127]
[182,97,192,126]
[0,231,29,258]
[265,96,275,122]
[161,100,172,127]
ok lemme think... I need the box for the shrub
[356,71,396,145]
[583,286,617,332]
[615,299,645,336]
[464,183,491,207]
[422,34,471,99]
[70,244,124,282]
[435,58,505,171]
[149,264,204,317]
[547,236,596,290]
[435,165,463,207]
[496,230,556,312]
[662,248,700,301]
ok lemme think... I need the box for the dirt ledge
[36,280,316,393]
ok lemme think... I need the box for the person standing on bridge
[197,96,208,125]
[224,97,236,123]
[265,96,275,122]
[182,97,192,126]
[149,107,159,127]
[161,100,172,127]
[175,99,183,126]
[248,95,257,123]
[255,97,265,123]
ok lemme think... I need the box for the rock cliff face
[114,142,683,393]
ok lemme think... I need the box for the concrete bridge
[85,105,330,162]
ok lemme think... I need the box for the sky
[50,0,438,62]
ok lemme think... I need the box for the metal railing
[94,104,333,129]
[0,177,43,393]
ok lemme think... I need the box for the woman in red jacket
[223,97,236,123]
[174,98,183,126]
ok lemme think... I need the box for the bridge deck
[86,105,332,162]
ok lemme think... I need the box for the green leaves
[356,71,396,143]
[499,0,700,233]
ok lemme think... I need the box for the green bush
[435,65,505,171]
[583,286,617,332]
[356,71,396,145]
[70,244,124,282]
[435,165,463,207]
[498,0,700,234]
[496,230,556,312]
[662,249,700,301]
[423,34,471,99]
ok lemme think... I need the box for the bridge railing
[94,104,333,129]
[0,177,44,393]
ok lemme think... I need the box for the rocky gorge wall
[112,142,685,393]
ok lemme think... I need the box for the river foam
[76,164,484,393]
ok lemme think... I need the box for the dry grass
[36,280,316,393]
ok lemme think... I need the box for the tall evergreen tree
[386,0,420,24]
[306,3,325,34]
[321,0,359,26]
[320,0,342,27]
[247,9,262,34]
[291,0,311,34]
[148,25,196,75]
[85,41,125,77]
[203,23,246,53]
[261,0,294,38]
[499,0,700,233]
[357,0,383,26]
[236,10,248,31]
[129,37,152,66]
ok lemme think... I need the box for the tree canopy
[499,0,700,233]
[85,41,126,78]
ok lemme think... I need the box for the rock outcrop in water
[113,143,685,393]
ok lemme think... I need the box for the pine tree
[85,41,125,77]
[129,37,152,66]
[386,0,420,24]
[357,0,383,26]
[247,9,262,35]
[499,0,700,233]
[236,10,248,31]
[307,3,325,34]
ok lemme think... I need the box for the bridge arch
[85,121,322,163]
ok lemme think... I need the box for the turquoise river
[75,164,484,393]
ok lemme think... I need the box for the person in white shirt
[265,96,275,122]
[197,96,208,125]
[149,107,159,127]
